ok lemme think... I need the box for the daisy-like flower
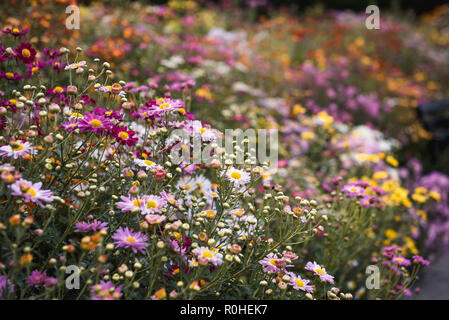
[0,141,36,159]
[77,112,114,135]
[75,220,108,233]
[64,61,87,70]
[112,227,149,254]
[392,256,411,267]
[91,281,122,300]
[160,191,180,206]
[259,253,292,273]
[1,71,23,81]
[230,208,245,219]
[15,42,37,64]
[287,272,314,293]
[226,167,251,186]
[116,195,143,213]
[134,158,159,170]
[342,184,364,198]
[190,120,218,142]
[145,214,166,225]
[141,195,167,215]
[111,126,138,146]
[192,247,223,266]
[305,261,335,284]
[2,27,29,38]
[148,97,184,116]
[10,179,53,207]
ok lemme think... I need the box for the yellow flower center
[269,259,276,266]
[147,200,158,209]
[203,251,214,258]
[118,131,129,140]
[12,144,24,151]
[295,279,305,287]
[26,188,37,197]
[199,128,206,134]
[144,160,154,166]
[13,28,20,33]
[133,200,141,207]
[90,119,103,128]
[5,72,14,79]
[315,268,325,275]
[54,86,63,93]
[230,171,242,180]
[126,237,136,243]
[159,103,170,109]
[22,49,31,58]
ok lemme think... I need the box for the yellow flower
[386,155,399,167]
[385,229,398,240]
[373,171,388,180]
[301,131,315,140]
[429,191,441,202]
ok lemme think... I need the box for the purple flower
[0,275,14,296]
[75,220,108,233]
[112,227,149,254]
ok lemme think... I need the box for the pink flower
[0,141,36,159]
[259,253,292,273]
[392,256,411,267]
[10,179,53,207]
[112,227,149,254]
[305,261,334,284]
[145,214,166,225]
[287,272,314,293]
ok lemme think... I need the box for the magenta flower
[111,126,138,146]
[27,270,47,287]
[412,255,430,266]
[0,275,14,296]
[392,256,411,267]
[2,27,29,38]
[91,281,122,300]
[15,42,37,64]
[10,179,53,207]
[112,227,149,254]
[77,112,114,135]
[75,220,108,233]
